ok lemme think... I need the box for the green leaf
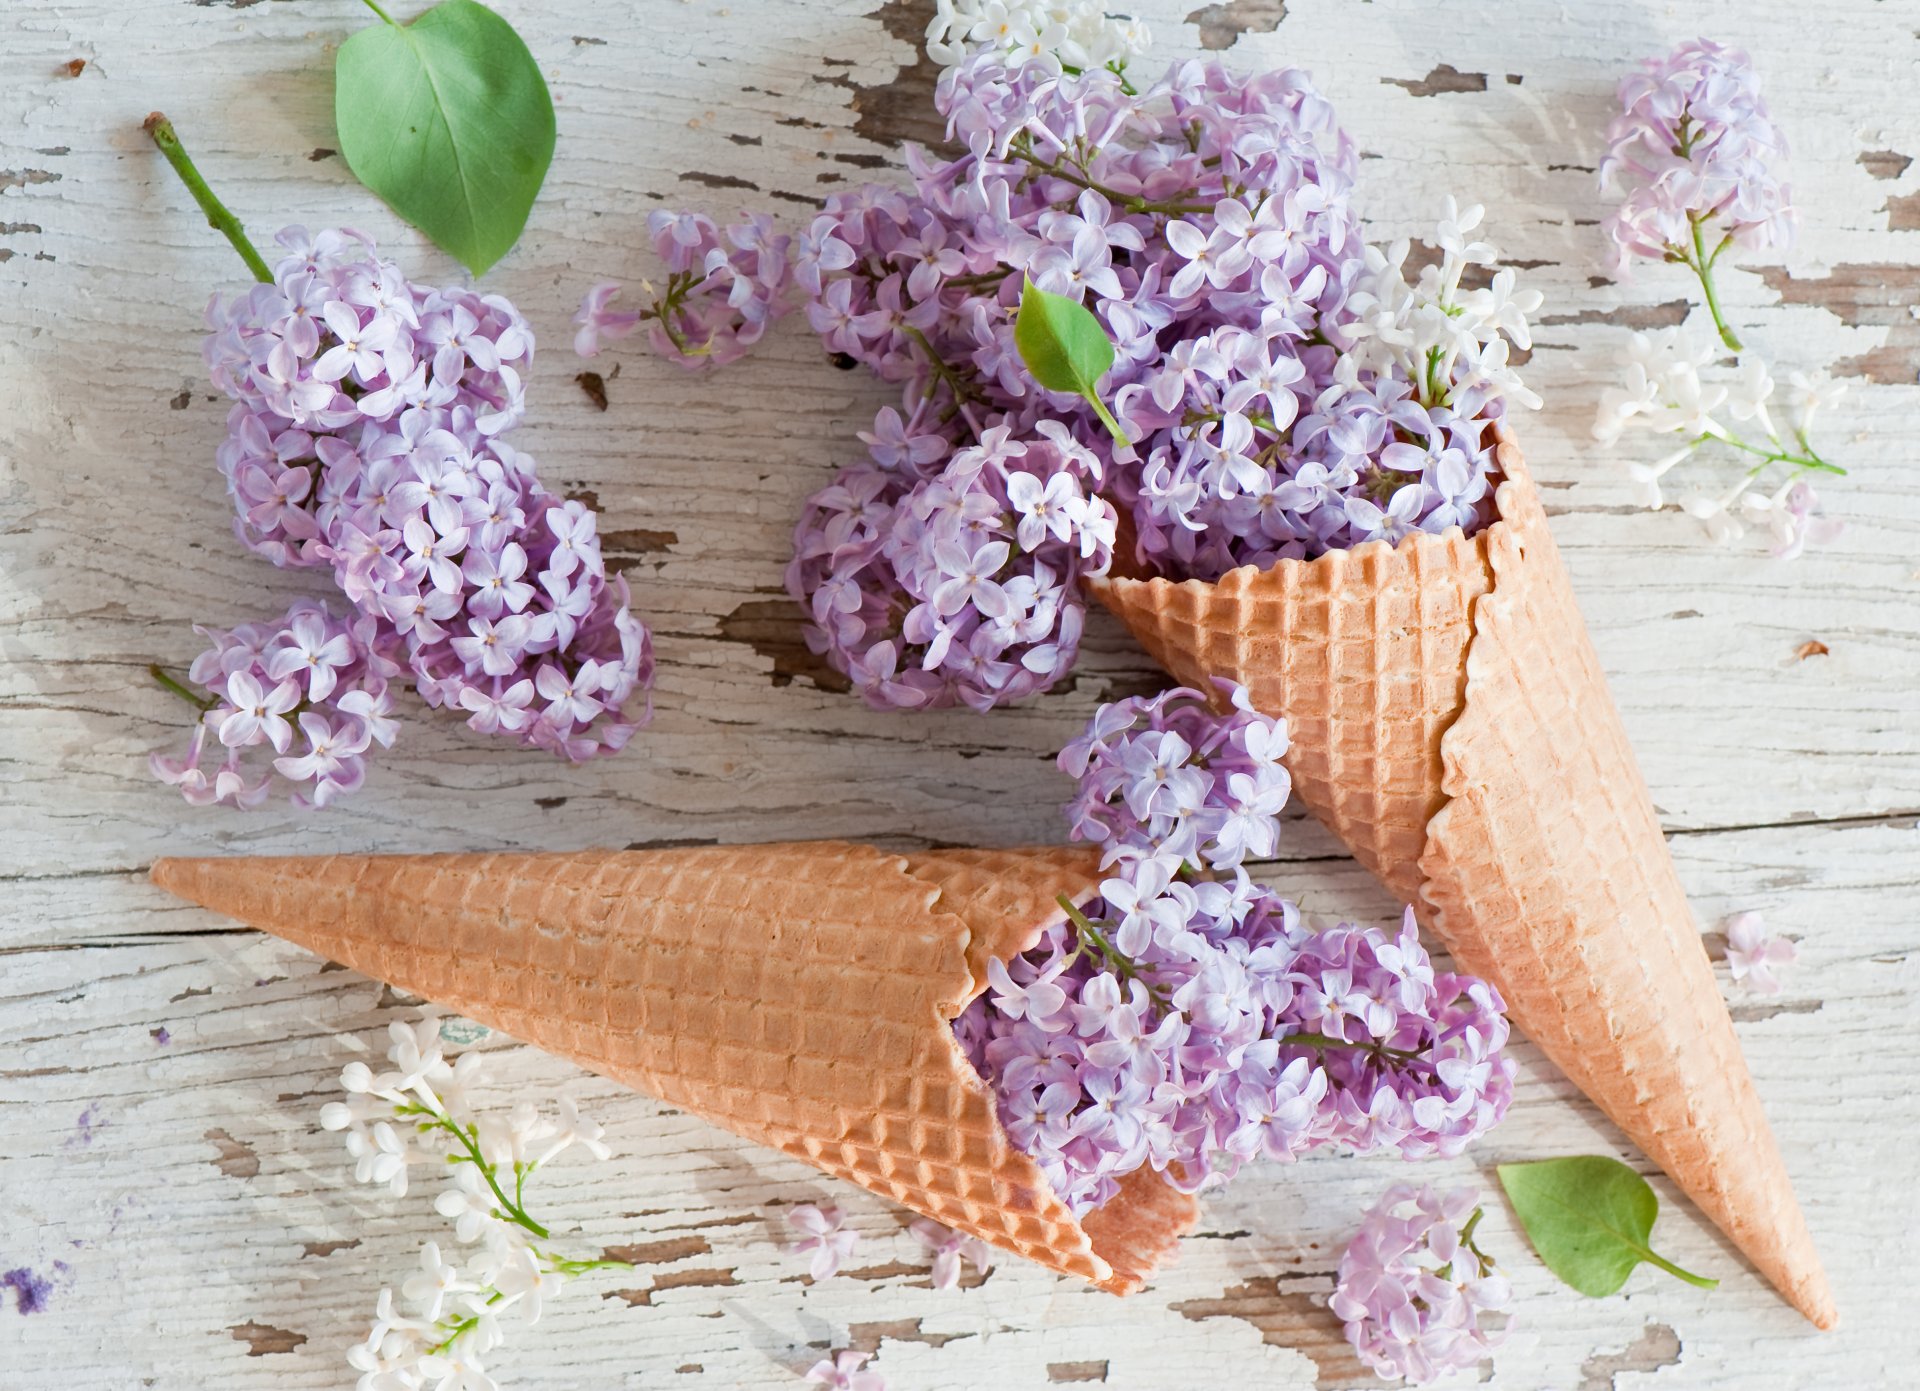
[1497,1156,1719,1297]
[335,0,555,276]
[1013,277,1127,446]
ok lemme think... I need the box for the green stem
[359,0,399,23]
[1054,894,1169,1005]
[1686,216,1742,353]
[398,1103,551,1239]
[143,114,273,284]
[150,664,218,713]
[1705,431,1846,477]
[1641,1246,1720,1291]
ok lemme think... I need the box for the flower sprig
[320,1013,632,1391]
[1595,40,1846,557]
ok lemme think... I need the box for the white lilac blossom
[322,1013,631,1391]
[189,226,654,774]
[1592,327,1844,557]
[627,49,1540,707]
[1723,911,1798,996]
[803,1350,889,1391]
[150,599,400,809]
[953,690,1515,1216]
[1599,38,1794,345]
[1332,1184,1510,1385]
[924,0,1149,76]
[910,1218,995,1289]
[787,1204,860,1280]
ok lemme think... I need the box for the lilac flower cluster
[1332,1184,1511,1384]
[784,419,1115,711]
[573,211,789,367]
[177,226,653,801]
[1600,39,1794,273]
[953,688,1514,1214]
[614,51,1539,707]
[151,600,400,809]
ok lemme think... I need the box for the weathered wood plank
[5,0,1919,1384]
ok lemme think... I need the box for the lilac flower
[1600,40,1794,276]
[1332,1185,1511,1384]
[152,599,400,809]
[955,695,1513,1216]
[571,281,642,358]
[180,226,657,788]
[786,1204,859,1281]
[804,1351,888,1391]
[785,417,1114,712]
[1060,683,1291,873]
[1723,911,1798,996]
[910,1218,994,1289]
[575,212,792,370]
[644,52,1538,692]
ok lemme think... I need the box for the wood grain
[4,0,1919,1386]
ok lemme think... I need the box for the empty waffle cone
[1091,432,1834,1328]
[151,840,1197,1293]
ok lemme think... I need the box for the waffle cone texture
[1091,432,1834,1328]
[151,841,1198,1293]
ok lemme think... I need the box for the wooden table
[4,0,1916,1385]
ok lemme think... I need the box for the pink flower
[572,281,642,359]
[910,1218,993,1290]
[1724,911,1798,996]
[803,1349,887,1391]
[786,1203,859,1280]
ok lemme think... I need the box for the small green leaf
[1013,277,1127,446]
[335,0,555,276]
[1497,1156,1719,1297]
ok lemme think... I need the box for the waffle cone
[151,841,1197,1293]
[1091,433,1834,1328]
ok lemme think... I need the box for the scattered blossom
[150,600,399,808]
[166,226,655,799]
[804,1349,889,1391]
[956,693,1514,1215]
[1723,911,1798,996]
[1333,1184,1511,1384]
[911,1219,995,1289]
[321,1013,633,1391]
[787,1204,860,1280]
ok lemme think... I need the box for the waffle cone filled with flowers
[1090,432,1834,1328]
[150,841,1211,1293]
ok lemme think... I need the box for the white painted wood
[4,0,1918,1386]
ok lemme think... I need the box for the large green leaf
[1497,1156,1719,1297]
[1013,277,1127,446]
[335,0,555,276]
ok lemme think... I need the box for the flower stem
[1283,1029,1439,1074]
[359,0,399,22]
[1686,216,1742,353]
[150,664,218,712]
[1705,430,1846,477]
[143,114,273,284]
[1054,893,1170,1005]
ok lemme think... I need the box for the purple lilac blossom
[954,690,1514,1215]
[151,599,401,809]
[192,226,654,771]
[1600,39,1794,272]
[631,55,1534,706]
[1332,1184,1511,1384]
[784,419,1116,712]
